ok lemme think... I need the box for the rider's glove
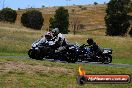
[58,37,61,41]
[80,44,85,48]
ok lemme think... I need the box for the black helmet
[87,38,94,45]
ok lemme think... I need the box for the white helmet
[45,32,53,39]
[52,28,59,36]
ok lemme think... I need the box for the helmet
[45,32,53,40]
[87,38,94,45]
[51,28,59,36]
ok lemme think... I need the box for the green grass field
[0,24,132,88]
[0,58,132,88]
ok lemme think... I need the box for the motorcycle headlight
[108,51,111,53]
[108,50,112,54]
[103,50,112,54]
[69,46,74,49]
[103,50,108,54]
[32,44,36,47]
[35,47,39,50]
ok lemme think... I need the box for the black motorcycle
[78,44,112,64]
[28,39,50,60]
[28,39,79,62]
[28,38,112,64]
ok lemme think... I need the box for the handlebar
[80,44,90,48]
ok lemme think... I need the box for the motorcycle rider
[51,28,67,51]
[87,38,101,57]
[44,32,54,45]
[37,32,53,46]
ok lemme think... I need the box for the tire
[34,51,43,60]
[28,49,43,60]
[103,55,112,64]
[28,49,35,59]
[35,57,43,60]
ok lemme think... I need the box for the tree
[126,0,132,36]
[94,2,98,5]
[129,27,132,37]
[42,5,45,8]
[70,9,81,35]
[105,0,130,36]
[129,1,132,12]
[0,8,17,23]
[21,10,44,30]
[49,17,57,29]
[2,0,6,9]
[49,7,69,34]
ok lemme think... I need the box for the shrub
[129,27,132,37]
[79,24,86,29]
[81,7,87,10]
[94,2,98,5]
[49,7,69,34]
[0,8,17,23]
[49,17,57,29]
[78,5,83,8]
[105,0,130,36]
[21,10,44,30]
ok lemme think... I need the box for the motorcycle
[28,38,112,64]
[28,39,79,62]
[78,44,112,64]
[28,39,49,60]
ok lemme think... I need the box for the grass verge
[0,58,132,88]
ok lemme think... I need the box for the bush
[0,8,17,23]
[105,0,130,36]
[79,24,86,29]
[49,17,57,29]
[49,7,69,34]
[78,5,83,8]
[21,10,44,30]
[81,7,87,10]
[129,28,132,37]
[94,2,98,5]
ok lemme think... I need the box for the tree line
[105,0,132,36]
[0,0,132,36]
[0,7,69,34]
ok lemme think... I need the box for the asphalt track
[0,56,132,68]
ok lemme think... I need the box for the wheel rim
[104,55,112,64]
[107,55,112,63]
[28,49,34,58]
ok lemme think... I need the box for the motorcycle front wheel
[103,55,112,64]
[28,49,35,59]
[28,49,43,60]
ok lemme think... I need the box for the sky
[0,0,110,10]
